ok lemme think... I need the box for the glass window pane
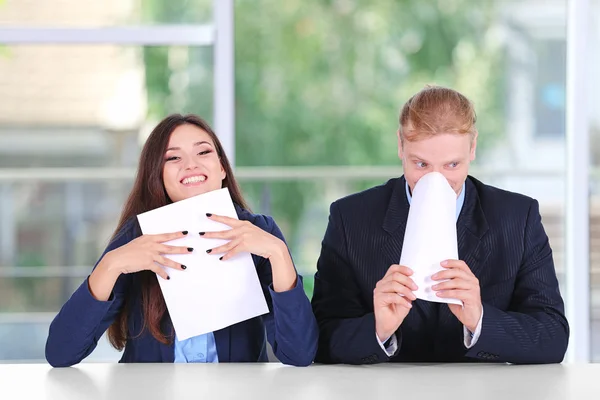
[0,0,574,363]
[0,45,213,169]
[0,0,213,27]
[0,43,213,362]
[234,0,568,299]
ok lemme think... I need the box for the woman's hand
[103,231,192,279]
[90,230,191,300]
[200,214,287,261]
[201,214,297,292]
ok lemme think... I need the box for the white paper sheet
[399,172,462,305]
[136,188,269,340]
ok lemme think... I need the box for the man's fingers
[385,264,413,277]
[440,259,471,272]
[436,290,472,300]
[391,272,418,290]
[376,281,416,300]
[431,269,472,282]
[379,272,418,291]
[432,279,472,291]
[377,292,413,309]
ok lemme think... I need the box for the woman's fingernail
[219,256,223,261]
[181,265,187,270]
[182,231,188,235]
[206,249,212,254]
[167,276,171,280]
[187,247,194,252]
[199,232,205,236]
[206,213,212,217]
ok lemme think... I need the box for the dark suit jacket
[311,175,569,364]
[46,206,318,367]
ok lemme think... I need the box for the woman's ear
[220,161,227,182]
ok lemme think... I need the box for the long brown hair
[107,114,248,350]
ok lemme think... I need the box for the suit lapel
[382,176,438,320]
[381,176,409,265]
[455,177,490,278]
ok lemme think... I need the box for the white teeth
[182,175,207,184]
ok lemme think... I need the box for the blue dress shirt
[174,333,219,363]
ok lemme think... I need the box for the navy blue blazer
[312,176,569,364]
[46,207,318,367]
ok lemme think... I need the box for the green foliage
[141,0,213,119]
[142,0,505,291]
[140,0,212,24]
[234,0,504,259]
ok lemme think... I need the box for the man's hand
[374,264,417,341]
[432,259,482,332]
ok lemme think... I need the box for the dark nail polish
[219,256,223,261]
[167,276,171,280]
[182,230,188,235]
[206,249,212,254]
[199,232,205,236]
[187,247,194,252]
[206,213,212,217]
[181,265,187,270]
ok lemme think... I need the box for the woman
[45,114,318,367]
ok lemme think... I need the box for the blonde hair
[399,85,477,143]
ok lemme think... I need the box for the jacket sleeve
[465,199,570,364]
[311,202,393,364]
[255,215,318,366]
[45,221,135,367]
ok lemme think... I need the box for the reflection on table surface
[0,362,597,400]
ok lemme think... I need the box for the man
[311,85,569,364]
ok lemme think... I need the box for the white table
[0,363,598,400]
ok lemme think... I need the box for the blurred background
[0,0,598,363]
